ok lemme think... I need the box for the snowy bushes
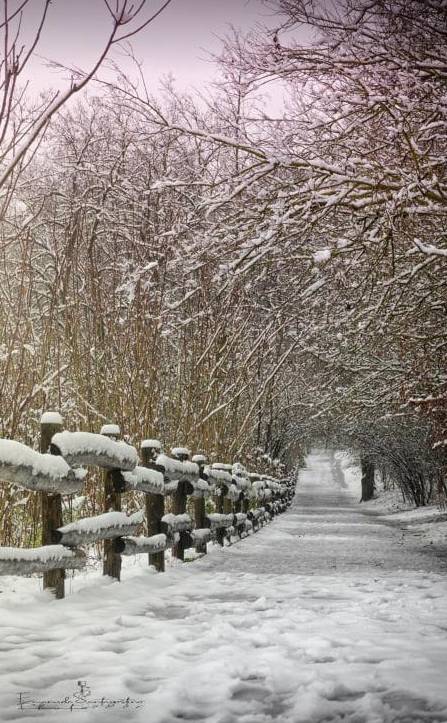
[345,419,445,507]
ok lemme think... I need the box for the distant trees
[344,418,445,506]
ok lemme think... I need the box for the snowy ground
[1,449,447,723]
[334,449,447,553]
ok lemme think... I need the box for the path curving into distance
[1,449,447,723]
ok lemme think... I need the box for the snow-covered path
[2,449,447,722]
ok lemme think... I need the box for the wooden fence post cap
[141,439,162,450]
[171,447,190,461]
[192,454,207,465]
[40,412,63,426]
[232,462,246,474]
[100,424,120,439]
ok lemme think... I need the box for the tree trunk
[360,456,375,502]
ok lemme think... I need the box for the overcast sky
[24,0,280,93]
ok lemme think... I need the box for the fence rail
[0,412,296,599]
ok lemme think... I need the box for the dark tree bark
[360,455,375,502]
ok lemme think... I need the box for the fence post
[40,411,65,599]
[171,448,191,561]
[102,424,122,580]
[215,487,224,514]
[223,496,233,515]
[141,440,165,572]
[214,481,226,547]
[192,454,207,555]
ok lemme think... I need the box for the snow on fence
[206,513,235,529]
[122,466,165,495]
[114,533,167,556]
[51,431,138,471]
[0,412,296,599]
[53,510,145,547]
[0,439,86,494]
[0,545,86,576]
[160,512,193,533]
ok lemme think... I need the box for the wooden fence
[0,412,296,599]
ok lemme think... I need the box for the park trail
[1,449,447,723]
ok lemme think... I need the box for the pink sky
[24,0,280,92]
